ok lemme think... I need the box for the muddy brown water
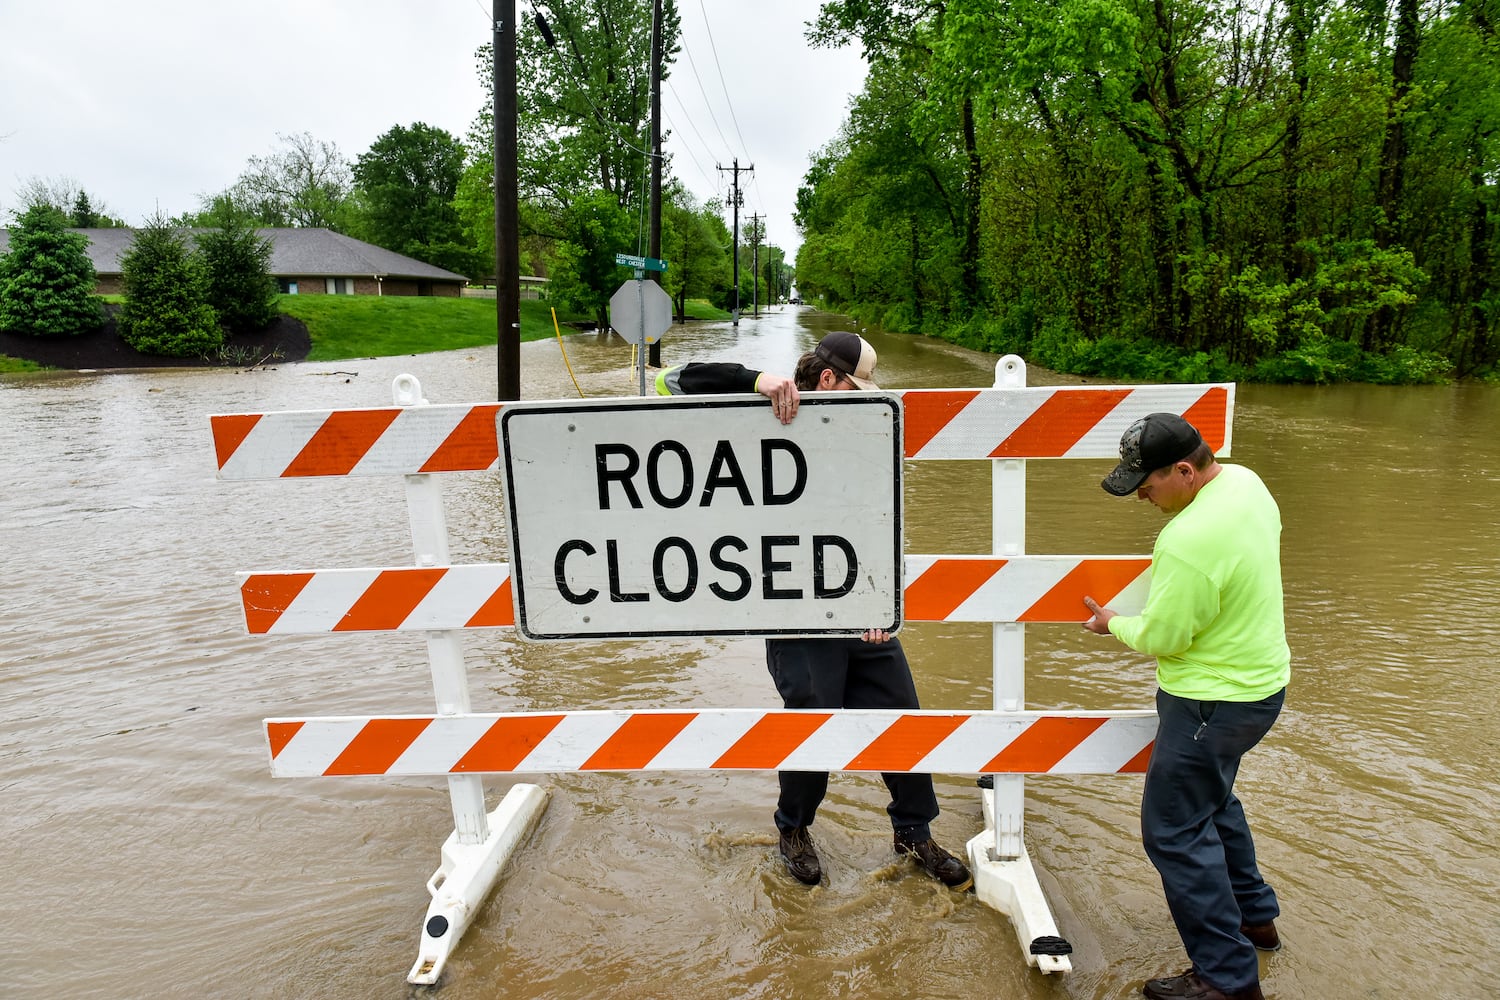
[3,307,1498,998]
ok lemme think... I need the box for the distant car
[789,297,802,305]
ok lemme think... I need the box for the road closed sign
[497,394,903,640]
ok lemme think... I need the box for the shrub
[0,203,105,336]
[198,223,278,332]
[118,217,222,357]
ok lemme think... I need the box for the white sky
[0,0,867,260]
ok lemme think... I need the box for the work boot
[1143,970,1264,1000]
[778,826,822,885]
[1241,920,1281,952]
[893,834,973,891]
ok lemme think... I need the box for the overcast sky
[0,0,867,261]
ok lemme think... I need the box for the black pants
[765,635,940,840]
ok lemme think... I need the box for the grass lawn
[0,293,731,370]
[278,294,594,362]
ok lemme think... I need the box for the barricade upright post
[965,355,1073,974]
[391,375,549,986]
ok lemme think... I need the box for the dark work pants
[765,636,940,841]
[1142,688,1285,993]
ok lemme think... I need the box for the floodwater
[3,307,1498,999]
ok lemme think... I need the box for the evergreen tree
[198,222,278,332]
[70,192,98,228]
[118,217,222,357]
[0,203,105,336]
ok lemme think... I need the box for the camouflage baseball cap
[1101,413,1204,496]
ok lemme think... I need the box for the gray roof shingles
[0,227,468,282]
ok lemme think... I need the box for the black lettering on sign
[653,536,699,602]
[595,444,642,510]
[708,536,751,600]
[813,535,857,598]
[699,440,753,507]
[555,539,598,604]
[761,440,807,505]
[761,535,802,600]
[606,539,648,602]
[647,441,692,508]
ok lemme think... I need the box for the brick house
[0,227,469,297]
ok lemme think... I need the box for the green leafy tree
[197,221,278,332]
[662,187,731,318]
[549,189,637,328]
[0,203,105,336]
[350,122,480,276]
[118,217,222,357]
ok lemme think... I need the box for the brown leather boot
[1241,920,1281,952]
[1143,970,1264,1000]
[778,826,822,885]
[893,834,973,891]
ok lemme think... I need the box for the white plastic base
[965,786,1073,975]
[407,783,549,985]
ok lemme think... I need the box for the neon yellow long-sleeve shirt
[1107,464,1291,701]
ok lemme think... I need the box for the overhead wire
[693,0,751,160]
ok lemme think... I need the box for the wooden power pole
[494,0,520,401]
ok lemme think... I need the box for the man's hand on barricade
[757,373,800,424]
[861,629,891,643]
[1081,596,1116,635]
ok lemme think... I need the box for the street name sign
[614,253,668,272]
[497,394,903,640]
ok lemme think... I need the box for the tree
[0,203,105,336]
[350,123,480,276]
[662,186,731,319]
[13,176,125,226]
[547,189,637,328]
[118,216,221,357]
[227,132,352,228]
[198,221,278,333]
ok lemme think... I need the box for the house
[0,227,469,297]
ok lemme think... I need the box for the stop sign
[610,279,673,345]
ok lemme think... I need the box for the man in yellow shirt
[1083,413,1289,1000]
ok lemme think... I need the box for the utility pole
[749,213,762,318]
[717,158,752,326]
[647,0,664,368]
[494,0,520,401]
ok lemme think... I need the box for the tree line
[794,0,1500,383]
[2,0,784,345]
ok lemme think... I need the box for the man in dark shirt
[656,331,972,891]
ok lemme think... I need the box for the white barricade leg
[394,375,550,985]
[408,784,549,985]
[967,783,1072,974]
[972,357,1072,974]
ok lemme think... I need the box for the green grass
[277,294,593,362]
[681,299,731,321]
[0,292,726,371]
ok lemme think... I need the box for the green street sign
[614,253,668,272]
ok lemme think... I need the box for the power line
[661,106,716,190]
[694,0,750,159]
[675,27,736,160]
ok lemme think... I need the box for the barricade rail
[211,368,1234,985]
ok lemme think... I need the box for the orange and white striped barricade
[263,710,1156,778]
[212,363,1235,981]
[212,374,545,987]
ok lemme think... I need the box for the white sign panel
[498,394,903,640]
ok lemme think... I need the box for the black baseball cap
[814,331,879,389]
[1101,413,1205,496]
